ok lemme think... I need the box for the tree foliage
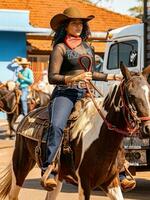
[84,0,144,19]
[128,0,143,18]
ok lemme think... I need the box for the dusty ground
[0,123,150,200]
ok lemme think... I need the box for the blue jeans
[42,86,86,170]
[20,87,29,116]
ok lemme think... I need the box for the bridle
[86,78,150,136]
[121,77,150,120]
[119,78,150,135]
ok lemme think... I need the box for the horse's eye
[128,94,134,99]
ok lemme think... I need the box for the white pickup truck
[98,0,150,170]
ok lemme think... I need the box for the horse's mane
[103,82,120,112]
[71,97,105,141]
[70,82,124,141]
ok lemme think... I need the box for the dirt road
[0,138,150,200]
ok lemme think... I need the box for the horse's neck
[106,107,125,129]
[70,97,124,170]
[98,88,125,157]
[95,109,124,169]
[0,90,16,111]
[6,92,16,108]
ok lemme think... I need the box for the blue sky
[91,0,141,15]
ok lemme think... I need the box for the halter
[86,78,150,136]
[120,77,150,122]
[119,79,149,135]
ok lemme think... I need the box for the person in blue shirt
[16,58,34,116]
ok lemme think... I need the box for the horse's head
[0,82,18,113]
[120,63,150,138]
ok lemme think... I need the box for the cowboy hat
[12,57,31,65]
[50,7,95,31]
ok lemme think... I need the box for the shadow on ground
[23,177,150,200]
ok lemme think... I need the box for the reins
[78,55,150,136]
[86,80,150,136]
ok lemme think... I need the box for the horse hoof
[41,180,57,191]
[120,178,136,192]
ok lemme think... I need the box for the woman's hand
[114,74,123,81]
[73,72,92,82]
[65,72,92,84]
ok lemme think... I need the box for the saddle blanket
[16,97,104,143]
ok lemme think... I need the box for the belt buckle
[77,81,86,89]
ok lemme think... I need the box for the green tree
[84,0,143,18]
[128,0,143,18]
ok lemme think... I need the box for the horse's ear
[142,65,150,79]
[120,61,131,80]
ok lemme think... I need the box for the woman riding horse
[41,6,122,190]
[0,64,150,200]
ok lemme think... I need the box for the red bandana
[64,35,82,49]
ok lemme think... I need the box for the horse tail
[0,163,12,199]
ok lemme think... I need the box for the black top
[48,42,107,85]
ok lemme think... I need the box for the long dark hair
[52,20,91,47]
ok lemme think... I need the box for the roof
[27,39,51,52]
[0,0,140,31]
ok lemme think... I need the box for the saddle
[17,98,89,169]
[17,98,87,141]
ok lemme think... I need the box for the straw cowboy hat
[50,7,95,31]
[12,57,31,65]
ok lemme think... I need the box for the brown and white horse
[1,64,150,200]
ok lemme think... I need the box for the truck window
[107,40,138,70]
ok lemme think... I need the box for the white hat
[12,57,31,65]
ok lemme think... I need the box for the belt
[58,81,94,97]
[67,81,87,89]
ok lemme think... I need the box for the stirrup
[41,163,56,191]
[121,178,136,192]
[121,166,136,192]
